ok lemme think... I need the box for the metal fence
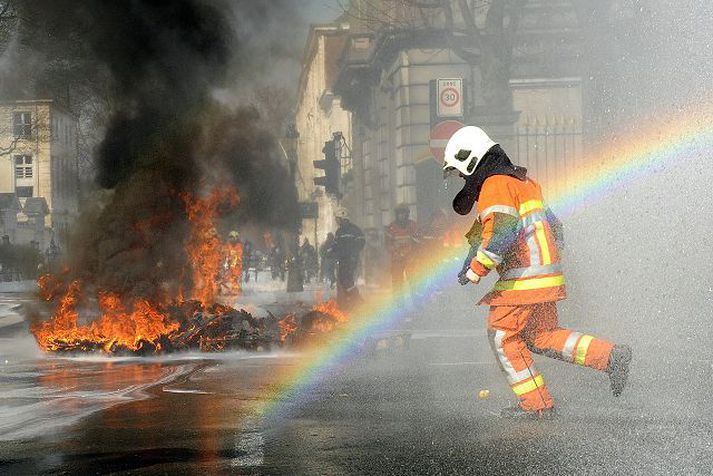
[502,117,584,196]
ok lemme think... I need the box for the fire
[312,299,348,324]
[181,187,239,305]
[278,313,298,343]
[31,281,179,353]
[37,273,67,302]
[30,185,349,356]
[302,299,350,336]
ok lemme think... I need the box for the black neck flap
[452,145,528,216]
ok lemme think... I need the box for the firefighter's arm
[546,207,565,250]
[469,178,520,278]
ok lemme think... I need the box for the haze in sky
[305,0,344,23]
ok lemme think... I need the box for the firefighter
[385,204,420,297]
[331,207,365,309]
[300,238,318,284]
[319,232,337,288]
[223,230,243,295]
[443,126,632,419]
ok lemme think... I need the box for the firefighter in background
[443,126,632,419]
[222,230,243,295]
[419,209,449,255]
[300,238,318,284]
[319,232,337,288]
[331,207,365,309]
[385,204,420,297]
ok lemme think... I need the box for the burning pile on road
[30,188,348,355]
[31,277,348,355]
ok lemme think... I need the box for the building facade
[294,23,352,246]
[333,1,586,233]
[0,99,79,247]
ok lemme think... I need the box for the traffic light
[314,139,341,197]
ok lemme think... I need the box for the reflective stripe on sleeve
[480,205,519,221]
[493,275,565,291]
[476,250,496,270]
[534,222,552,264]
[519,200,545,216]
[512,374,545,396]
[574,335,594,365]
[526,231,541,267]
[476,246,503,268]
[521,212,548,228]
[562,332,583,362]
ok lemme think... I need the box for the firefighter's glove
[465,269,480,284]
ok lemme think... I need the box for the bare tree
[0,0,16,55]
[0,106,50,157]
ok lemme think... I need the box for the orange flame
[305,299,349,335]
[312,299,348,324]
[181,187,239,305]
[31,282,179,353]
[278,313,298,343]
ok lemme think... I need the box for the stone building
[294,23,353,246]
[0,99,79,247]
[332,1,586,232]
[295,2,589,254]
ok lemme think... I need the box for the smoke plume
[3,0,302,298]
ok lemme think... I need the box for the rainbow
[255,110,713,418]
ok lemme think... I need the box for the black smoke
[5,0,301,297]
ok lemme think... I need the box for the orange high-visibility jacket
[385,220,419,260]
[469,175,565,306]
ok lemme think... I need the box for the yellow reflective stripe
[534,221,552,264]
[512,374,545,396]
[476,250,496,270]
[519,200,544,215]
[493,275,565,291]
[575,335,594,365]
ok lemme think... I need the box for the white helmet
[334,207,349,219]
[442,126,498,176]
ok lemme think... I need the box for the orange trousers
[487,302,614,411]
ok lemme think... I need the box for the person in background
[385,203,420,300]
[222,230,243,295]
[331,207,365,309]
[300,238,318,284]
[319,232,336,289]
[242,239,254,282]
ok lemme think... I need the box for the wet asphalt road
[1,281,712,475]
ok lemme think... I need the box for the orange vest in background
[385,220,419,260]
[470,175,566,306]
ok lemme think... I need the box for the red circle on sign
[430,120,465,163]
[440,87,460,107]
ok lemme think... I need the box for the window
[14,155,33,179]
[15,186,33,198]
[13,112,32,138]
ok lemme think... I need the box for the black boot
[606,344,632,397]
[500,405,557,420]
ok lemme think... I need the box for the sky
[304,0,344,24]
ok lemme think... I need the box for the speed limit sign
[437,78,463,117]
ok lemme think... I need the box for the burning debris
[16,1,310,356]
[31,185,346,355]
[31,278,348,355]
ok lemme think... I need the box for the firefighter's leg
[523,302,614,372]
[391,260,405,291]
[488,306,555,411]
